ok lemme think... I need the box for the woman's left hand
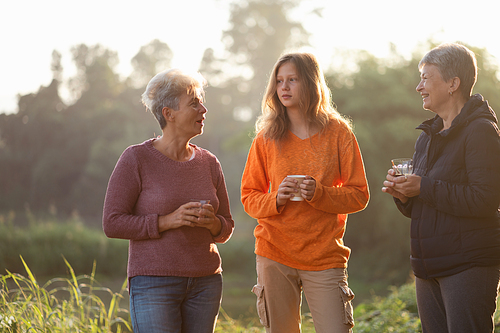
[191,203,222,236]
[382,169,421,200]
[300,176,316,201]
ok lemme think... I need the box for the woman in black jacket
[382,43,500,333]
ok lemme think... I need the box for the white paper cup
[288,175,306,201]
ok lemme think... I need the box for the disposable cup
[287,175,306,201]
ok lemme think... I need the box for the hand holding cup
[276,175,316,206]
[382,158,421,202]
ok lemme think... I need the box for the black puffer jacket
[396,94,500,279]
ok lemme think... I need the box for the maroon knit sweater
[103,139,234,279]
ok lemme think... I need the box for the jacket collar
[416,94,496,136]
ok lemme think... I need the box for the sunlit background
[2,0,500,113]
[2,0,500,330]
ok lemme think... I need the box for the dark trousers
[415,265,500,333]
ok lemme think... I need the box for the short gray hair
[141,69,207,129]
[419,43,477,98]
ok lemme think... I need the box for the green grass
[0,256,130,332]
[0,257,308,333]
[353,283,421,332]
[3,258,500,332]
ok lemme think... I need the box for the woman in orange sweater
[241,52,369,333]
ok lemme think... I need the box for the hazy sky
[2,0,500,114]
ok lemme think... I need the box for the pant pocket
[251,284,269,328]
[339,281,355,328]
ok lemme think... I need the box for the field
[1,217,500,332]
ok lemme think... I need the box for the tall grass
[0,256,130,332]
[0,256,315,333]
[5,257,500,332]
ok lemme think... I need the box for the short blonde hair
[419,43,477,99]
[256,52,351,141]
[142,69,207,129]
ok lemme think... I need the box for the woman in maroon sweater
[103,69,234,333]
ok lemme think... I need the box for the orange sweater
[241,119,369,271]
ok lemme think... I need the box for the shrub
[0,217,128,278]
[354,282,421,332]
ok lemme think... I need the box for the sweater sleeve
[308,131,370,214]
[102,147,161,240]
[212,157,235,243]
[241,136,282,219]
[419,120,500,217]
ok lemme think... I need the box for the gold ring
[404,175,408,181]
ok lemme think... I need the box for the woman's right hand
[276,176,301,207]
[381,168,409,203]
[158,202,203,233]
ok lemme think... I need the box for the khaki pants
[252,255,354,333]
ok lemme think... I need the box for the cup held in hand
[391,158,413,176]
[191,199,210,205]
[190,199,210,213]
[288,175,306,201]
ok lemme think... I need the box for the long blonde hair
[256,52,351,141]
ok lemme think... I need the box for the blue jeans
[129,274,223,333]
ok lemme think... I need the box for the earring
[449,91,453,96]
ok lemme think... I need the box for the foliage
[3,256,500,332]
[355,281,500,333]
[0,214,128,278]
[0,256,130,332]
[129,39,174,88]
[354,282,421,332]
[0,257,308,333]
